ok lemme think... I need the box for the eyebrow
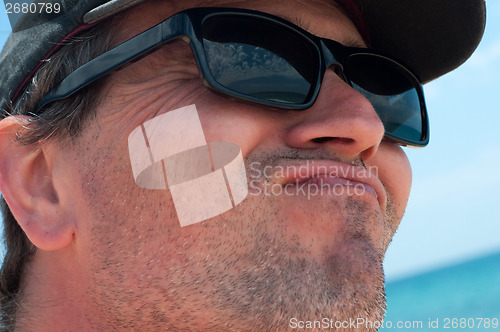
[287,15,367,49]
[289,15,312,32]
[342,37,367,49]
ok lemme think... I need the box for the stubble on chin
[82,146,399,331]
[207,190,389,330]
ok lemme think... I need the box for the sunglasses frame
[35,7,429,147]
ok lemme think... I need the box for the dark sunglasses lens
[347,54,425,143]
[202,14,319,105]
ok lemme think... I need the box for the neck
[15,247,92,331]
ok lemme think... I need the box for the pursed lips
[271,160,387,213]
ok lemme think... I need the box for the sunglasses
[36,7,429,147]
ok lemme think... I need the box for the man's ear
[0,116,75,251]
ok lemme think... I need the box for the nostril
[311,137,354,144]
[312,137,333,143]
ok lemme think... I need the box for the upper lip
[272,159,387,211]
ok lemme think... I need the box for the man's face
[61,0,412,329]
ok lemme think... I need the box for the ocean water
[381,252,500,331]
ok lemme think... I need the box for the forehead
[118,0,365,48]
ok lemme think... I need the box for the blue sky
[383,0,500,280]
[1,2,499,281]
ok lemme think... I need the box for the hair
[0,14,125,330]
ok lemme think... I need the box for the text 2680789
[5,2,61,14]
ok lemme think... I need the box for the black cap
[0,0,487,113]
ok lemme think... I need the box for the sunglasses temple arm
[34,15,186,114]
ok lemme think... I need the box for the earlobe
[0,116,75,251]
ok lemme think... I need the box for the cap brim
[355,0,486,83]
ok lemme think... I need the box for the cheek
[195,100,285,157]
[367,143,412,220]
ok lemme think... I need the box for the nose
[283,69,385,161]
